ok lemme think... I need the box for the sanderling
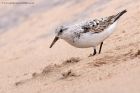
[50,9,127,56]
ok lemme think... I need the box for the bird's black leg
[99,42,103,54]
[88,48,97,57]
[93,48,97,55]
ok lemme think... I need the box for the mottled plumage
[50,10,127,56]
[81,10,127,33]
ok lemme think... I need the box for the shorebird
[50,9,127,56]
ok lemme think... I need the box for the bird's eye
[60,29,63,33]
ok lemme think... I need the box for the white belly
[64,22,117,48]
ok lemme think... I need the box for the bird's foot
[88,53,96,57]
[88,48,97,57]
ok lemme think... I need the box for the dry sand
[0,0,140,93]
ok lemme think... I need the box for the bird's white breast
[62,22,117,48]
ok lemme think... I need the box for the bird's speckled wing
[81,9,127,33]
[81,15,115,33]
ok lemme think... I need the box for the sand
[0,0,140,93]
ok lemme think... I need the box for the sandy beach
[0,0,140,93]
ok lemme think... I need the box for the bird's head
[49,26,68,48]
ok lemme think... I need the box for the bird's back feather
[81,9,127,33]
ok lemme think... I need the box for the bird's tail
[113,9,127,22]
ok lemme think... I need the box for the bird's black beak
[49,36,59,48]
